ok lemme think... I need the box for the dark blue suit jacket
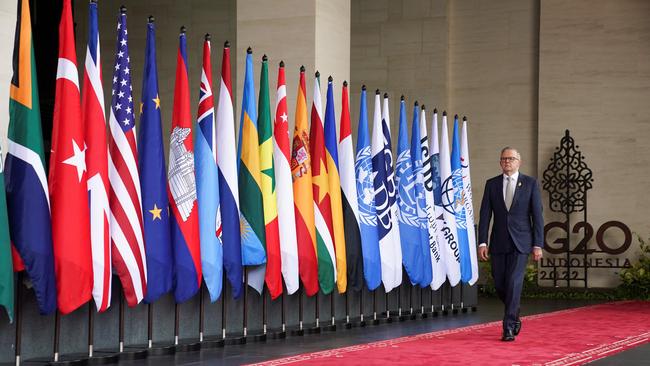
[478,173,544,254]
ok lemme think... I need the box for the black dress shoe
[501,329,515,342]
[514,319,521,335]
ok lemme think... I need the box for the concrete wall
[0,1,17,156]
[351,0,650,287]
[350,0,449,143]
[538,0,650,287]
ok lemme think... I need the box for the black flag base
[32,354,87,366]
[322,322,337,332]
[86,352,120,365]
[200,336,226,349]
[306,323,322,334]
[288,325,305,337]
[174,341,202,353]
[245,331,267,343]
[223,333,246,346]
[144,343,176,356]
[266,328,287,340]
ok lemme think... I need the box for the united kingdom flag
[107,7,147,307]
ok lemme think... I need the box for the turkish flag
[48,0,92,315]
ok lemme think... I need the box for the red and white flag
[82,0,111,312]
[273,62,299,295]
[108,9,147,306]
[49,0,92,314]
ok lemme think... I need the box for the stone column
[236,0,351,131]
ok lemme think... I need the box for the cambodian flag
[168,27,201,303]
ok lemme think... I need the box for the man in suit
[478,147,544,341]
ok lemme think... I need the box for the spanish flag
[290,67,319,296]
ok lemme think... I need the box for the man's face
[500,149,520,176]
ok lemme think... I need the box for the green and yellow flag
[237,49,266,293]
[258,56,282,299]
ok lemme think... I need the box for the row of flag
[0,0,479,323]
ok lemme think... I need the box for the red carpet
[250,301,650,366]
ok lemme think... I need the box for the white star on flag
[281,113,288,122]
[62,139,87,182]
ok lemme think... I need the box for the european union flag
[139,19,173,303]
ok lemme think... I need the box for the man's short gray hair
[501,146,521,160]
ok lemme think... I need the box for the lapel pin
[518,182,522,187]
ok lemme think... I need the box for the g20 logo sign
[543,220,632,255]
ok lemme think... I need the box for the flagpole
[262,287,267,335]
[174,303,179,345]
[451,284,458,314]
[308,291,321,334]
[281,290,286,332]
[409,283,413,316]
[344,290,352,329]
[325,292,336,331]
[290,286,304,336]
[199,284,204,342]
[398,284,406,321]
[243,268,248,338]
[147,303,153,348]
[120,292,125,352]
[222,272,227,340]
[53,311,60,362]
[15,272,22,366]
[371,289,379,325]
[88,302,94,357]
[359,286,365,326]
[441,283,447,315]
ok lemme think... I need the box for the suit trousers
[490,249,529,332]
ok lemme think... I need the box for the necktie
[505,177,514,210]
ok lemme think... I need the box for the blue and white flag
[195,37,223,302]
[395,99,423,286]
[371,91,402,292]
[215,44,243,299]
[437,112,461,286]
[461,117,479,285]
[410,103,433,288]
[419,107,445,290]
[355,87,382,291]
[451,116,472,284]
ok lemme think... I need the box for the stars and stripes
[108,9,147,307]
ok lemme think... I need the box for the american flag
[108,10,147,306]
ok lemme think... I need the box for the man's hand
[532,247,543,261]
[478,246,489,261]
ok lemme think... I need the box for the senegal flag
[310,73,336,295]
[257,56,282,299]
[291,67,319,296]
[237,48,266,293]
